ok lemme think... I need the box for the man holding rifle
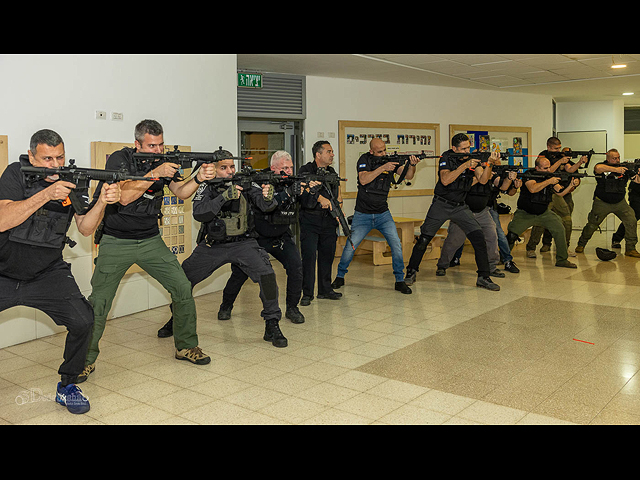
[404,133,501,291]
[506,154,580,269]
[208,150,313,325]
[80,120,216,383]
[526,138,588,258]
[575,149,640,258]
[157,148,288,348]
[299,141,345,306]
[332,138,419,295]
[0,129,121,414]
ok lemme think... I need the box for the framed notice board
[339,121,441,199]
[0,136,8,174]
[91,142,194,274]
[450,124,533,168]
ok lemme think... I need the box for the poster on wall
[450,125,532,168]
[339,121,441,199]
[0,136,8,174]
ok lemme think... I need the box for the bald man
[333,138,420,295]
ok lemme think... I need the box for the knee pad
[414,235,433,253]
[260,273,278,301]
[507,232,521,247]
[467,229,486,246]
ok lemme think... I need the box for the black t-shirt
[518,169,554,215]
[355,153,398,214]
[594,162,628,205]
[0,162,75,281]
[99,148,173,240]
[434,150,476,204]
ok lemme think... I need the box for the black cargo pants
[181,239,282,321]
[222,235,303,310]
[407,196,491,278]
[0,260,94,386]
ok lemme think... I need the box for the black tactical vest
[9,156,75,249]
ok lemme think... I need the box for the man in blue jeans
[332,138,420,295]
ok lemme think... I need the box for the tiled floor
[2,232,640,425]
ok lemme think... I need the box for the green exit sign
[238,73,263,89]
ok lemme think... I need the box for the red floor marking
[573,339,595,345]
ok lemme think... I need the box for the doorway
[238,119,303,171]
[238,118,305,245]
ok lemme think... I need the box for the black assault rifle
[133,146,252,180]
[21,159,157,215]
[279,168,353,248]
[615,160,640,180]
[445,151,529,164]
[371,152,432,186]
[544,149,607,169]
[206,167,287,191]
[517,170,593,183]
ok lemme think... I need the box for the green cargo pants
[86,234,198,366]
[508,209,569,264]
[527,193,575,250]
[577,197,638,253]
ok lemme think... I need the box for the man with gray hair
[217,150,307,324]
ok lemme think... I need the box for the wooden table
[393,217,425,262]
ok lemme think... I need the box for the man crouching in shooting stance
[158,149,288,348]
[80,120,214,385]
[405,133,501,292]
[213,150,311,325]
[506,155,579,269]
[0,130,121,415]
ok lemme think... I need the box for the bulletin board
[91,142,193,274]
[339,121,440,199]
[0,136,8,174]
[450,124,533,168]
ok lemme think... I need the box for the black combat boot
[286,306,306,324]
[158,318,174,338]
[218,304,233,321]
[395,282,413,295]
[264,320,288,348]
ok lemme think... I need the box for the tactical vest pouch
[270,209,298,226]
[9,209,71,249]
[603,175,627,195]
[119,190,164,217]
[530,188,554,205]
[206,195,248,242]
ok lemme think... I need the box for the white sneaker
[526,251,537,259]
[568,249,577,257]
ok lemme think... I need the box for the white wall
[625,134,640,159]
[557,100,625,157]
[0,54,238,348]
[305,76,555,218]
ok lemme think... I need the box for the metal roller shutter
[238,72,306,119]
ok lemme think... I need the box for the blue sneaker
[56,383,91,415]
